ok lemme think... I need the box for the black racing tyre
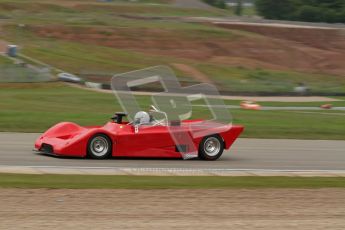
[198,135,224,161]
[87,134,112,159]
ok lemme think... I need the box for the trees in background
[235,0,243,16]
[255,0,345,23]
[203,0,226,9]
[203,0,245,14]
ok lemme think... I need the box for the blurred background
[0,0,344,139]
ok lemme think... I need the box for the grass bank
[1,3,343,95]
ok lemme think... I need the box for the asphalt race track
[0,132,345,171]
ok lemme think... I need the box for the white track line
[1,165,345,177]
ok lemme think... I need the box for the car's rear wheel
[87,134,112,159]
[198,135,224,161]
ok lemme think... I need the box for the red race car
[35,106,244,160]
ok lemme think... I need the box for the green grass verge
[224,99,345,107]
[232,109,345,139]
[0,83,344,139]
[0,55,13,64]
[0,174,344,189]
[198,64,345,94]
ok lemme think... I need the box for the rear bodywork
[35,120,244,159]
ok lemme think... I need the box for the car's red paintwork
[34,120,244,158]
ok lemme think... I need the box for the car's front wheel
[198,135,224,161]
[87,134,112,159]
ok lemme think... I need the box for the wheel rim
[90,136,109,157]
[203,137,221,157]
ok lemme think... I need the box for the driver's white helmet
[134,111,150,125]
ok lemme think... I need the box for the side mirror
[111,112,127,124]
